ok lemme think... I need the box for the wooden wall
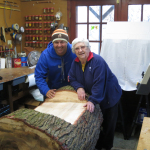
[0,0,68,53]
[20,0,68,52]
[0,0,22,52]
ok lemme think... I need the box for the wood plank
[137,117,150,150]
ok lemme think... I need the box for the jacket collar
[75,51,93,62]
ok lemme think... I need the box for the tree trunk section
[0,86,103,150]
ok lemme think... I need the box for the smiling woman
[69,37,122,150]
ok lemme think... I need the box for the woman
[68,38,122,150]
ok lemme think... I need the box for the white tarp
[100,22,150,91]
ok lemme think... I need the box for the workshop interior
[0,0,150,150]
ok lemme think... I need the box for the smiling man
[35,29,76,99]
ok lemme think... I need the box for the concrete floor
[112,125,141,150]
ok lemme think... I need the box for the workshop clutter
[0,104,10,118]
[136,107,147,124]
[0,46,28,69]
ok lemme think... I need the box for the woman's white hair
[72,38,90,53]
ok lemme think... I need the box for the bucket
[20,57,27,67]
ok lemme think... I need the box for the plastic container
[20,57,27,67]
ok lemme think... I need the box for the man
[35,29,76,98]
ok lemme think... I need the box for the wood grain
[137,117,150,150]
[0,67,35,83]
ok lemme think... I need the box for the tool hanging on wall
[51,21,58,31]
[36,1,51,4]
[0,2,19,7]
[18,27,24,33]
[0,6,20,11]
[55,8,62,21]
[12,23,19,31]
[5,27,12,32]
[0,27,6,42]
[10,33,22,41]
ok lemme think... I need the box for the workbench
[137,117,150,150]
[0,67,35,112]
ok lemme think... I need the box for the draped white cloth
[100,22,150,91]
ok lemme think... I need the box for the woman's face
[74,42,90,62]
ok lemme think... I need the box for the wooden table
[0,67,35,112]
[137,117,150,150]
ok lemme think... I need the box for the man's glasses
[75,46,87,51]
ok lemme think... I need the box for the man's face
[53,40,68,56]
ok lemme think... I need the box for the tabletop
[0,67,35,83]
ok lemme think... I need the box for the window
[128,4,150,22]
[76,5,114,54]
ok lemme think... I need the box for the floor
[112,125,141,150]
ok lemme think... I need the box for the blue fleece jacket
[68,52,122,110]
[35,42,76,96]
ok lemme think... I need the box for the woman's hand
[84,101,95,113]
[46,89,56,98]
[77,88,86,100]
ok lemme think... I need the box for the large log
[0,86,103,150]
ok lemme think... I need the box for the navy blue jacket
[35,42,76,96]
[68,52,122,110]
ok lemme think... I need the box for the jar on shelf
[33,42,36,48]
[35,22,39,28]
[32,22,35,28]
[28,15,32,21]
[29,35,32,41]
[29,42,32,47]
[35,35,38,41]
[28,22,32,28]
[39,42,43,48]
[25,22,28,28]
[35,15,39,21]
[47,15,51,20]
[39,22,42,28]
[25,29,29,34]
[36,42,39,48]
[47,35,51,41]
[39,15,42,21]
[32,35,36,41]
[44,36,47,41]
[44,42,47,48]
[51,7,54,13]
[39,29,43,34]
[43,8,46,14]
[39,35,43,41]
[51,15,54,20]
[43,15,47,21]
[25,16,28,21]
[32,15,35,21]
[44,22,47,28]
[25,35,29,41]
[47,28,51,34]
[29,29,32,34]
[35,29,39,34]
[32,29,36,34]
[44,29,47,34]
[48,22,51,28]
[25,42,29,47]
[47,8,50,13]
